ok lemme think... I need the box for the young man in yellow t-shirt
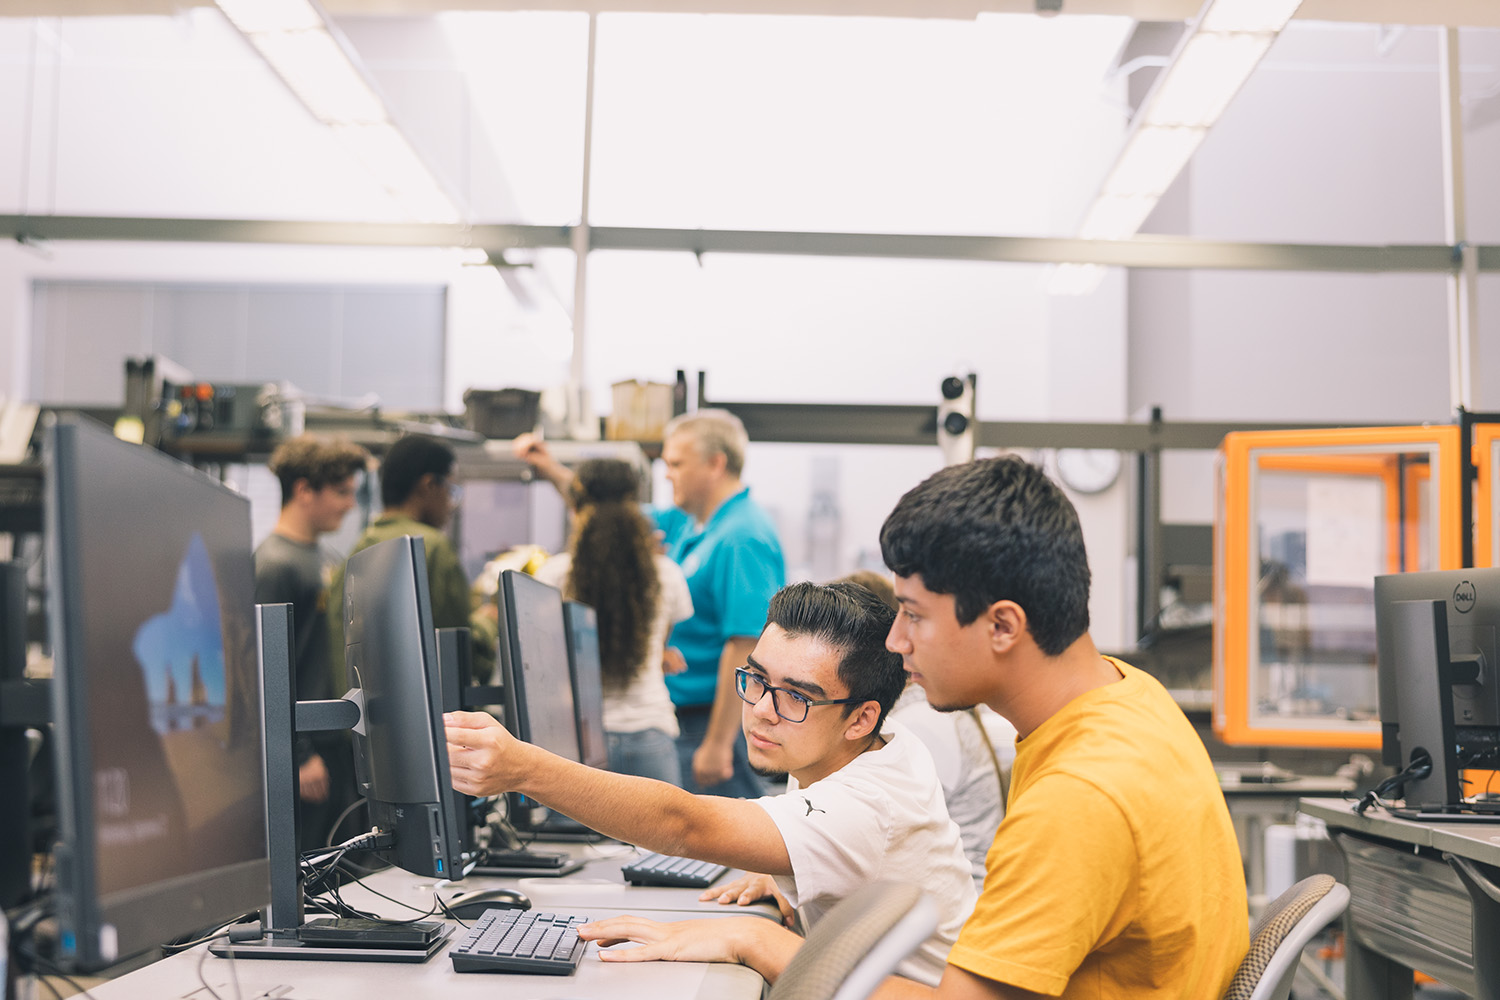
[584,456,1248,999]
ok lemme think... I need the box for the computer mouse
[444,887,532,919]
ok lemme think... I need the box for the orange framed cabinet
[1473,422,1500,568]
[1215,427,1463,748]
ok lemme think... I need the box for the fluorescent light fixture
[1052,0,1303,295]
[252,30,387,126]
[216,0,322,35]
[1078,194,1158,241]
[1101,126,1205,199]
[1199,0,1302,34]
[1142,33,1272,129]
[215,0,462,223]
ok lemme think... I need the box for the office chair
[768,881,938,1000]
[1221,873,1350,1000]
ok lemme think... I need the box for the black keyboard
[448,908,590,974]
[621,852,728,889]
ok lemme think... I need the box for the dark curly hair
[564,459,661,692]
[880,456,1090,657]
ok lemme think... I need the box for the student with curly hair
[534,459,693,784]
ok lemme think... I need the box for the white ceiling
[1,0,1500,27]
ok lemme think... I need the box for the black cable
[160,913,259,955]
[323,796,368,848]
[1354,752,1433,815]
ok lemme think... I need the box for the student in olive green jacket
[327,434,497,685]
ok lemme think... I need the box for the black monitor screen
[343,536,465,879]
[44,416,268,971]
[498,570,579,762]
[562,601,609,769]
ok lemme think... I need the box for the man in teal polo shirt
[653,410,785,796]
[514,409,785,797]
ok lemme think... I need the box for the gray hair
[663,408,749,478]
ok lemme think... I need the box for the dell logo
[1455,581,1477,613]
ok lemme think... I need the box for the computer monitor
[1374,568,1500,770]
[342,536,466,880]
[497,570,579,762]
[43,415,269,971]
[562,600,609,770]
[2,560,33,910]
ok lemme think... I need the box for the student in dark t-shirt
[253,435,367,852]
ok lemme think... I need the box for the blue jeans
[673,705,766,798]
[606,728,683,786]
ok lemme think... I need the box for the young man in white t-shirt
[445,581,975,985]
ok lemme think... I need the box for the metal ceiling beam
[7,215,1500,273]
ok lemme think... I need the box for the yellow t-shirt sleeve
[947,772,1136,996]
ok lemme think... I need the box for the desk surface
[1300,796,1500,866]
[84,842,773,1000]
[1220,776,1353,796]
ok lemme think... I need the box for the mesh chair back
[1222,873,1347,1000]
[769,881,937,1000]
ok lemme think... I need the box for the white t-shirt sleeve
[532,554,570,590]
[755,779,891,910]
[656,555,694,624]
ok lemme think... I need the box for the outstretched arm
[445,710,791,874]
[512,433,574,496]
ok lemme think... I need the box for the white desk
[82,844,775,1000]
[1301,797,1500,1000]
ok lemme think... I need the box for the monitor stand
[523,810,609,843]
[467,848,586,878]
[211,604,452,963]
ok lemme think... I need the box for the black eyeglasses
[734,667,864,724]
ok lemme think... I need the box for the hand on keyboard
[701,872,795,926]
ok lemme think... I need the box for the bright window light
[333,123,461,223]
[1101,126,1205,199]
[253,29,386,126]
[1045,262,1106,296]
[1199,0,1302,34]
[1143,32,1273,129]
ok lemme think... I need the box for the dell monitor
[342,535,466,880]
[562,600,609,770]
[1374,568,1500,769]
[44,415,269,971]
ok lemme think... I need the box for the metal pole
[569,13,598,438]
[1440,27,1478,411]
